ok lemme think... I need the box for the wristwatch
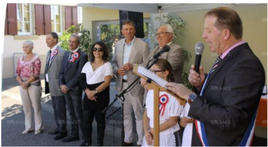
[94,89,98,94]
[188,93,197,104]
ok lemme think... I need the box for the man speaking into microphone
[166,7,265,146]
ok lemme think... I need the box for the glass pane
[51,6,54,21]
[24,11,30,21]
[56,15,60,23]
[24,22,30,32]
[51,20,54,32]
[17,21,22,32]
[23,4,29,12]
[56,23,61,32]
[17,4,22,32]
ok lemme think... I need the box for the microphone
[194,43,205,73]
[153,45,170,59]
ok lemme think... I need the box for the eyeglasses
[151,69,165,74]
[93,48,103,52]
[156,32,170,36]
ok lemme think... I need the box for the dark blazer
[59,48,88,96]
[188,43,265,145]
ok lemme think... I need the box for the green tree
[59,25,92,54]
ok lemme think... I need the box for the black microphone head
[195,43,204,55]
[162,45,170,52]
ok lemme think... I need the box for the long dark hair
[155,59,175,82]
[90,41,109,62]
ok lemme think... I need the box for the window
[17,3,32,35]
[51,5,62,33]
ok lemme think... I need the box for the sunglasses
[93,48,103,52]
[151,69,165,74]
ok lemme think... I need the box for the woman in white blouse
[80,41,113,146]
[142,59,183,146]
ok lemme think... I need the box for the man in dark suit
[59,34,88,142]
[166,7,265,145]
[45,32,67,140]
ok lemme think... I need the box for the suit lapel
[203,44,247,90]
[204,55,233,90]
[48,46,60,68]
[66,49,81,72]
[128,39,137,63]
[119,41,124,66]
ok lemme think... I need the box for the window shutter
[44,5,51,34]
[34,4,51,35]
[72,7,78,27]
[35,4,44,35]
[65,6,72,30]
[6,3,17,35]
[5,7,8,35]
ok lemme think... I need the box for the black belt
[122,79,127,82]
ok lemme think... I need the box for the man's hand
[117,68,126,76]
[165,83,193,100]
[122,63,133,71]
[188,65,205,90]
[60,85,69,93]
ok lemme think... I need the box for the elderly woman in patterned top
[16,40,43,135]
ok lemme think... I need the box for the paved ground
[1,75,138,146]
[1,76,267,146]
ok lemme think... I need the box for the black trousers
[83,109,106,145]
[65,93,84,138]
[51,95,67,133]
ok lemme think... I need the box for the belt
[122,79,127,82]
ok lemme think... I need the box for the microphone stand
[102,57,159,145]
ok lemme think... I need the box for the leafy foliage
[100,24,121,61]
[59,25,92,54]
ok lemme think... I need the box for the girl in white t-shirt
[142,59,184,146]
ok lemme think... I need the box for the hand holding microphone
[189,43,205,90]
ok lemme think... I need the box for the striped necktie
[210,56,222,74]
[200,56,222,96]
[45,50,52,73]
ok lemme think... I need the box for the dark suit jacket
[188,43,265,145]
[59,48,88,96]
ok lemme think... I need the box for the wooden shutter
[5,7,8,35]
[5,3,17,35]
[65,6,72,30]
[72,7,78,27]
[34,4,51,35]
[43,5,51,34]
[65,6,78,30]
[35,4,44,35]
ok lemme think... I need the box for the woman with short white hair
[16,40,43,135]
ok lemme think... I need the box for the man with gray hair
[59,34,88,142]
[147,24,184,83]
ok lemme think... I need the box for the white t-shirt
[81,62,113,85]
[146,90,183,135]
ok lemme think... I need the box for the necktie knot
[211,56,222,73]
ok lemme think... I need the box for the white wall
[3,35,49,78]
